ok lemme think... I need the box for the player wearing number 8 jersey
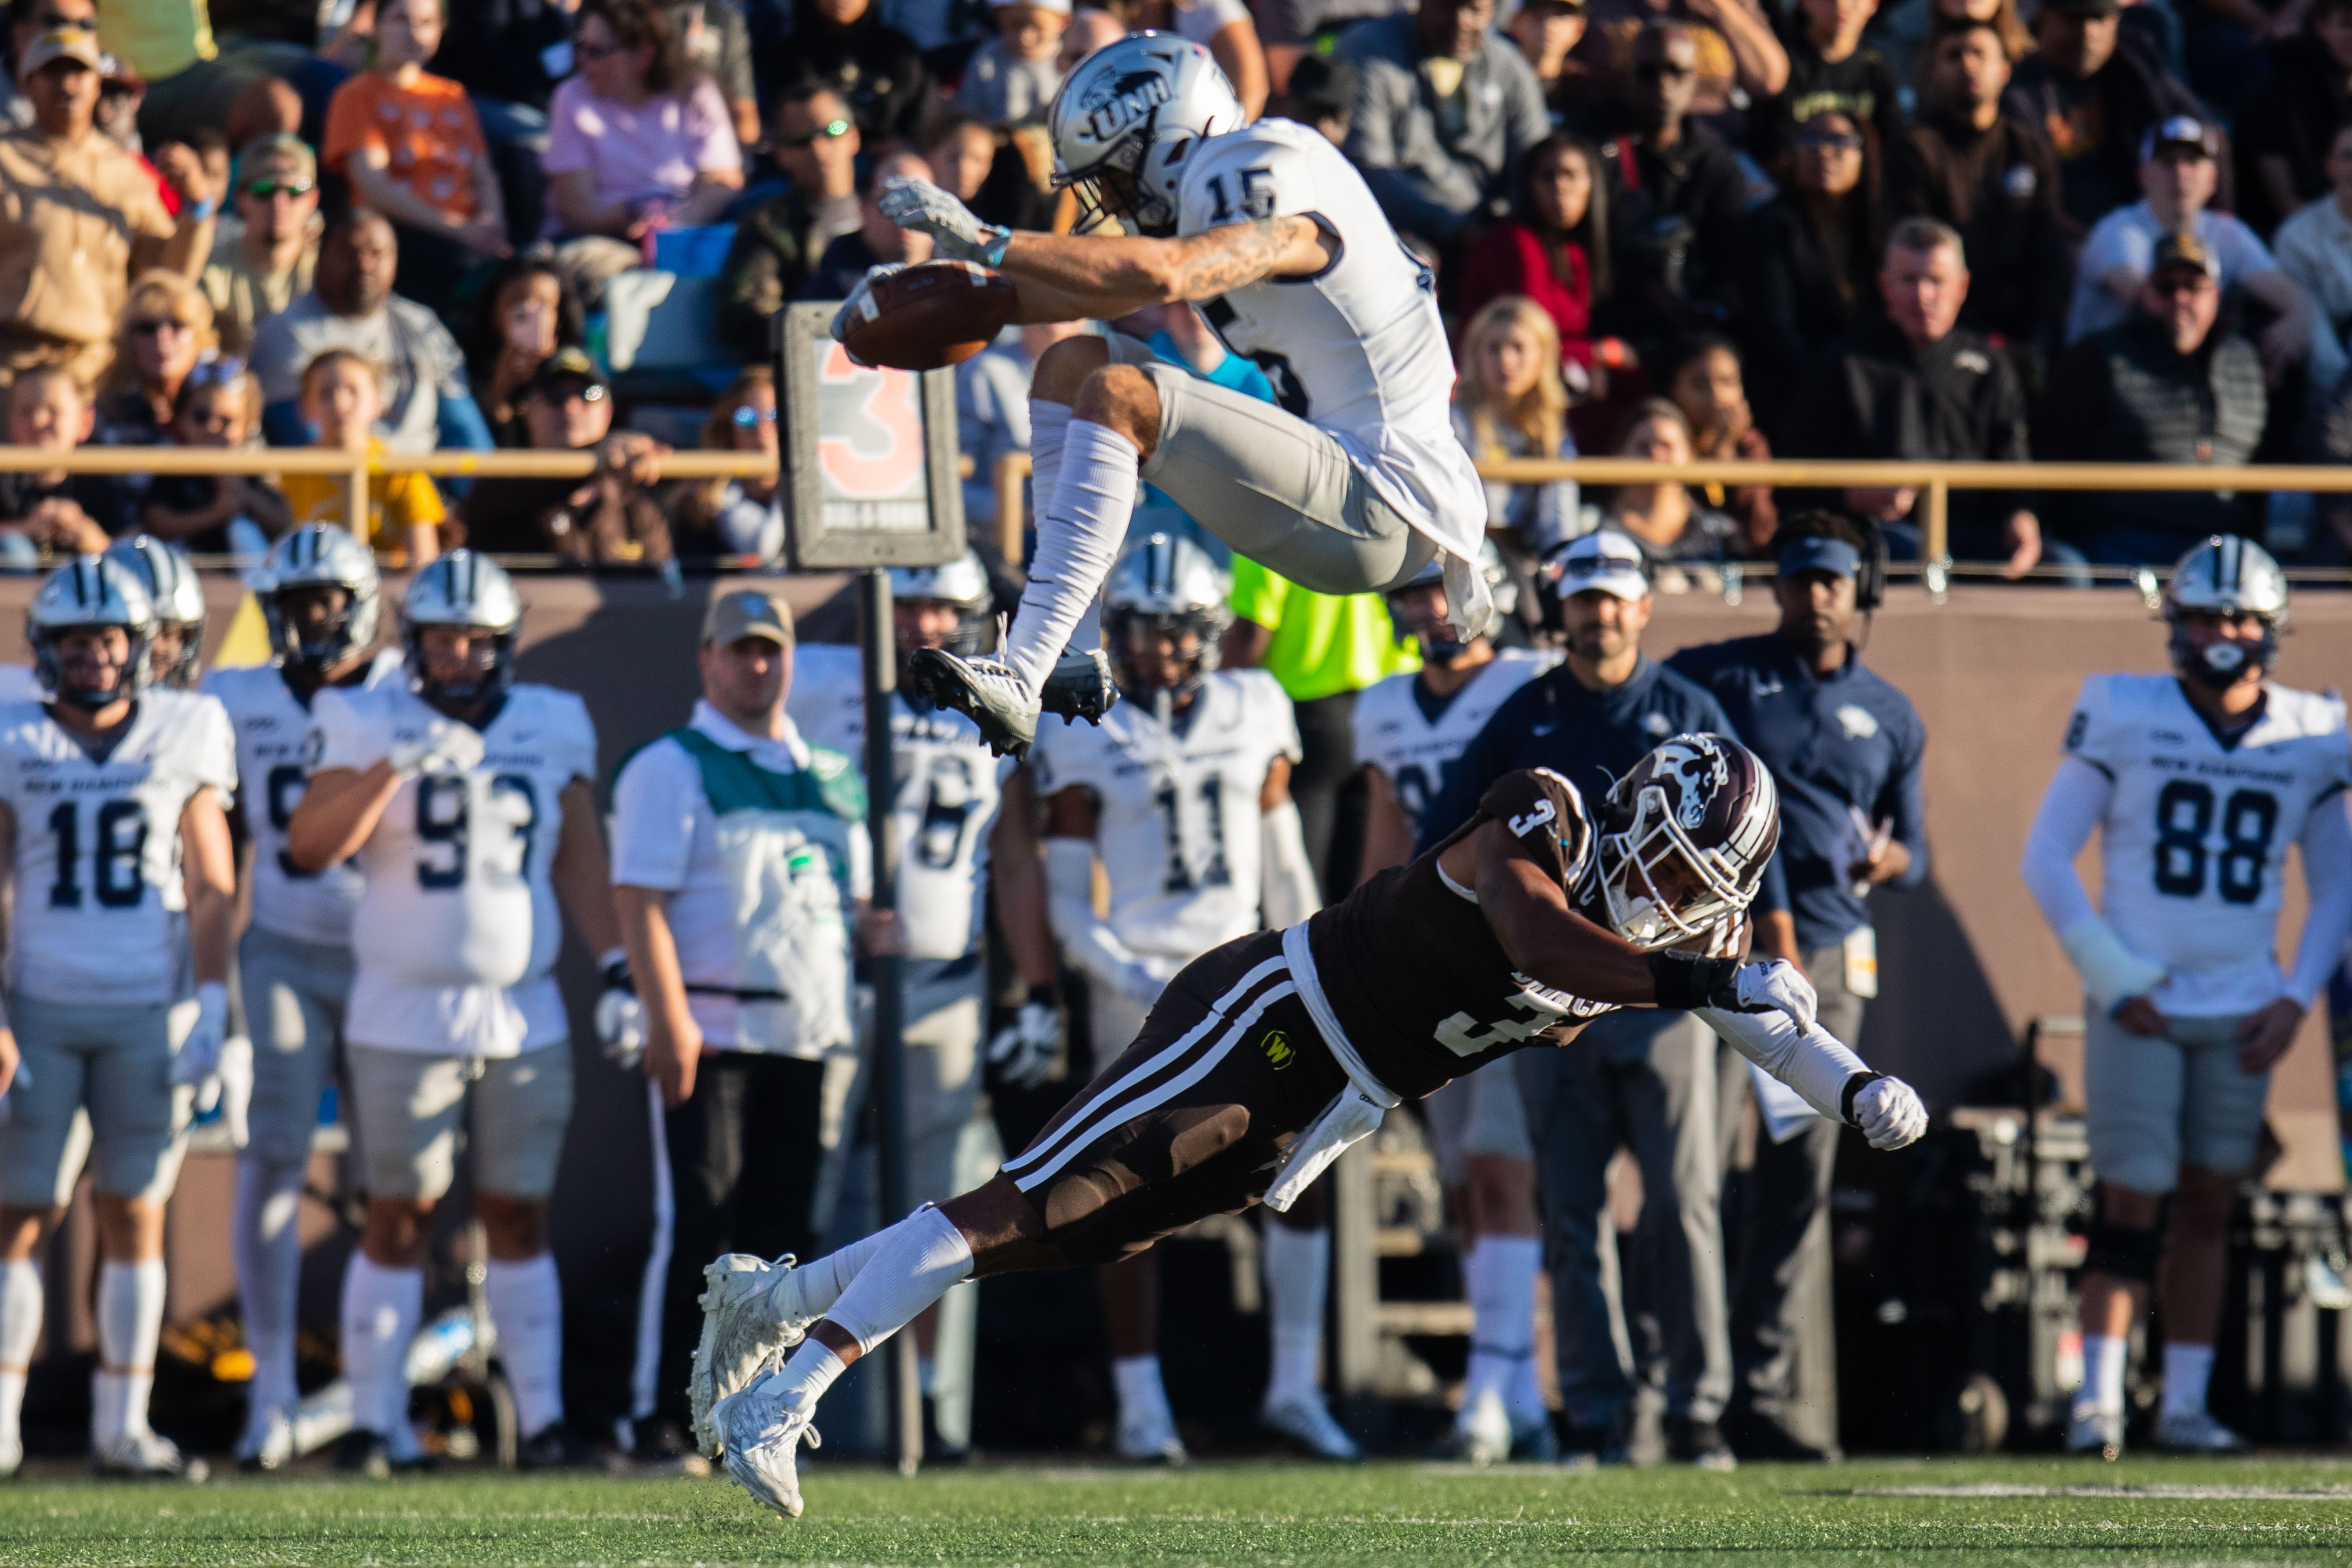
[290,551,623,1475]
[2023,535,2352,1459]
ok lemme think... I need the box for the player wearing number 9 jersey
[2023,536,2352,1459]
[290,550,624,1476]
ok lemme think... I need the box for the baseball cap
[233,132,318,195]
[997,0,1072,13]
[1779,535,1864,579]
[703,589,795,647]
[18,26,101,83]
[525,347,609,400]
[2140,113,2219,162]
[2151,228,2222,280]
[1551,529,1652,602]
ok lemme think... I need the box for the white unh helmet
[29,554,155,709]
[1104,531,1232,701]
[1046,32,1246,237]
[402,549,524,706]
[103,535,206,689]
[890,550,996,657]
[2164,534,2288,686]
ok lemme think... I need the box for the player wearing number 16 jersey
[290,551,624,1476]
[2023,535,2352,1460]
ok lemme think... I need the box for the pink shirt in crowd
[539,74,742,234]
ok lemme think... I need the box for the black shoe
[1556,1413,1631,1467]
[517,1422,595,1470]
[1721,1409,1839,1464]
[335,1430,391,1479]
[906,648,1040,758]
[1668,1415,1737,1471]
[920,1396,970,1465]
[1041,648,1118,722]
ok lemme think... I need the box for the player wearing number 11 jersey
[2023,535,2352,1460]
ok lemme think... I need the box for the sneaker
[714,1370,820,1521]
[517,1422,594,1470]
[1722,1409,1839,1464]
[628,1417,711,1477]
[689,1253,817,1458]
[1116,1404,1188,1465]
[906,649,1041,758]
[95,1429,205,1481]
[1668,1415,1737,1472]
[335,1429,393,1479]
[1261,1389,1361,1461]
[1041,648,1119,722]
[1453,1388,1512,1466]
[1558,1412,1632,1467]
[235,1405,294,1473]
[2154,1407,2251,1453]
[1511,1418,1560,1464]
[2066,1408,2125,1461]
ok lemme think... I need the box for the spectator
[278,348,447,564]
[1756,0,1900,172]
[2003,0,2208,235]
[0,26,220,389]
[1055,5,1126,75]
[801,149,937,300]
[460,347,676,569]
[954,0,1068,124]
[250,206,488,453]
[929,112,1051,230]
[543,0,745,301]
[721,86,866,350]
[1780,217,2045,572]
[1740,108,1884,408]
[1668,508,1928,1465]
[426,0,577,242]
[2065,115,2313,387]
[667,0,763,149]
[1875,0,2035,88]
[1889,19,2070,364]
[1458,134,1618,386]
[1134,0,1271,119]
[1594,24,1749,355]
[96,270,216,452]
[1508,0,1597,119]
[1663,333,1777,552]
[771,0,938,147]
[1273,51,1355,146]
[1574,0,1788,127]
[323,0,509,317]
[201,133,321,358]
[1581,397,1743,585]
[1337,0,1552,249]
[2039,231,2268,562]
[2235,0,2352,237]
[2275,122,2352,418]
[140,358,291,556]
[0,364,131,564]
[673,366,783,560]
[1,0,95,130]
[1454,296,1582,554]
[463,256,586,448]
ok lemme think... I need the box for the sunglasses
[731,405,777,426]
[1635,60,1696,79]
[776,118,852,147]
[130,317,193,337]
[575,37,630,61]
[186,354,248,389]
[2150,272,2217,295]
[1796,128,1864,150]
[242,179,314,199]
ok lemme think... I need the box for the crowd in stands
[0,0,2347,574]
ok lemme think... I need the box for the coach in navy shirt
[1668,509,1928,1465]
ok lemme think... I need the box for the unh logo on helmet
[1652,736,1729,831]
[1083,72,1173,141]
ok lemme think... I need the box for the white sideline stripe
[627,1077,676,1429]
[1001,954,1287,1176]
[1009,982,1298,1192]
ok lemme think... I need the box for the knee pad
[2082,1216,2163,1283]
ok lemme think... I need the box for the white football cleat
[690,1253,817,1457]
[715,1371,820,1520]
[1453,1387,1512,1466]
[1261,1388,1362,1461]
[906,649,1042,758]
[2066,1408,2125,1461]
[95,1429,205,1480]
[1116,1404,1188,1465]
[235,1404,294,1472]
[2154,1407,2251,1453]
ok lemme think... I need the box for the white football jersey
[0,689,236,1006]
[0,665,40,705]
[1177,118,1485,567]
[1353,648,1555,839]
[204,651,406,947]
[2067,672,2352,1015]
[1033,669,1301,961]
[789,642,1012,961]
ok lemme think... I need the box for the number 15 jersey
[2067,672,2352,1015]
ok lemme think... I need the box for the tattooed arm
[1004,216,1333,322]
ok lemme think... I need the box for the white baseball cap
[1550,529,1652,602]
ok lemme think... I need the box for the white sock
[1465,1236,1544,1424]
[97,1260,165,1439]
[235,1155,307,1422]
[1262,1223,1329,1406]
[796,1228,895,1321]
[2080,1332,2128,1417]
[340,1255,422,1442]
[485,1254,564,1439]
[1027,400,1071,538]
[772,1341,847,1411]
[823,1206,974,1355]
[2161,1341,2216,1419]
[1111,1353,1170,1424]
[0,1260,39,1450]
[1005,419,1138,691]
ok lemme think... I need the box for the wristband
[1647,952,1740,1011]
[1841,1070,1889,1127]
[187,198,218,223]
[980,225,1012,267]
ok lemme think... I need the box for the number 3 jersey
[202,651,406,947]
[310,681,597,1054]
[2066,672,2352,1015]
[0,690,236,1006]
[1032,669,1301,961]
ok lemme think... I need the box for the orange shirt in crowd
[322,71,488,227]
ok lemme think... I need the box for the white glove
[174,981,230,1095]
[1853,1075,1929,1150]
[829,262,909,347]
[215,1034,253,1149]
[876,176,1011,264]
[988,999,1062,1090]
[2060,916,2167,1013]
[595,955,645,1070]
[389,720,487,781]
[1732,959,1817,1035]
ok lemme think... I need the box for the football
[841,260,1020,371]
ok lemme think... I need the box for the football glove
[1850,1074,1928,1150]
[1729,959,1817,1036]
[214,1034,253,1149]
[829,262,908,351]
[173,981,230,1096]
[389,720,487,781]
[596,954,645,1071]
[876,176,1012,266]
[987,999,1062,1090]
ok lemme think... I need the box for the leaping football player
[841,33,1490,758]
[691,732,1929,1518]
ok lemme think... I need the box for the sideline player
[0,557,237,1478]
[203,525,405,1469]
[851,32,1490,756]
[2022,536,2352,1457]
[104,536,208,692]
[288,551,622,1473]
[1032,534,1342,1460]
[698,734,1930,1516]
[1351,544,1555,1462]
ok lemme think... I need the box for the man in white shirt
[2273,122,2352,414]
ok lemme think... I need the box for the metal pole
[858,566,922,1477]
[1331,1143,1379,1427]
[347,449,370,549]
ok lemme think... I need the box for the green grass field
[4,1455,2352,1566]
